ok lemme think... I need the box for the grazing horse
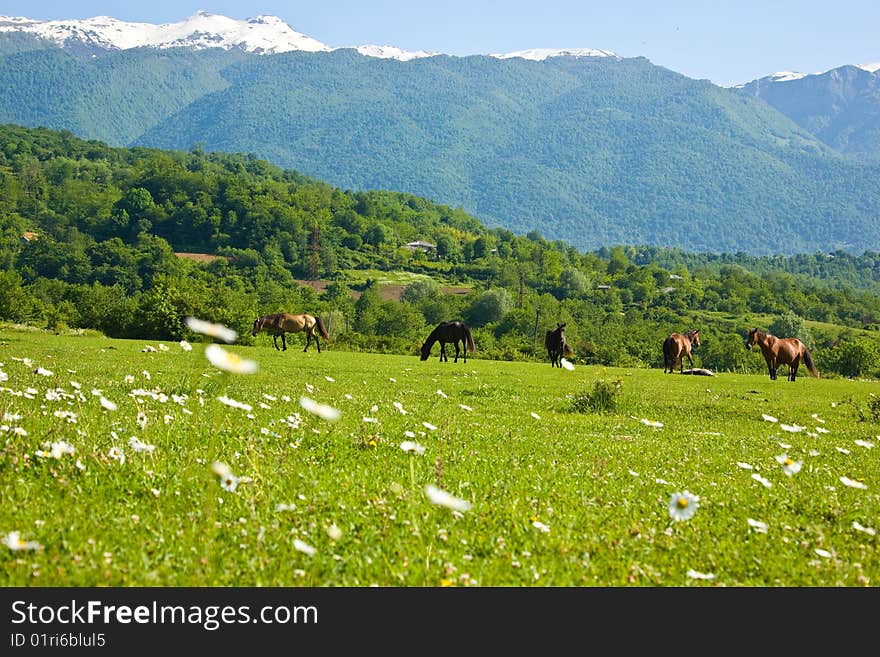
[545,323,574,367]
[252,313,331,353]
[420,321,475,363]
[663,329,701,373]
[746,328,818,381]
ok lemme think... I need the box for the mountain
[1,13,880,256]
[739,64,880,163]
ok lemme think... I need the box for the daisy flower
[852,521,876,536]
[761,414,778,423]
[326,525,342,541]
[775,454,802,476]
[299,396,340,421]
[751,473,772,489]
[179,340,193,351]
[686,569,715,580]
[400,441,426,454]
[425,485,472,512]
[668,491,699,521]
[641,419,663,428]
[2,531,42,551]
[747,518,768,533]
[854,440,874,449]
[436,389,447,398]
[393,401,407,415]
[217,395,252,412]
[204,344,257,374]
[136,411,148,430]
[839,476,867,490]
[780,424,804,433]
[99,396,117,411]
[532,520,551,533]
[185,316,237,343]
[293,539,316,556]
[423,421,437,431]
[219,473,239,492]
[127,436,155,454]
[108,446,125,464]
[814,548,832,559]
[530,412,541,420]
[736,462,754,470]
[459,404,473,412]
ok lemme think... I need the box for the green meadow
[1,325,878,587]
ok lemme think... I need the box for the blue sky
[2,1,878,86]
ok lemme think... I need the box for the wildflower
[204,344,257,374]
[747,518,768,533]
[127,436,155,454]
[76,459,86,471]
[751,473,772,489]
[686,569,715,580]
[839,476,867,490]
[775,454,802,477]
[124,374,135,384]
[814,548,832,559]
[158,343,169,352]
[326,524,342,541]
[736,462,754,470]
[815,427,830,434]
[423,421,437,431]
[324,376,335,383]
[852,521,876,536]
[185,316,237,343]
[2,531,42,551]
[836,447,851,455]
[35,367,53,376]
[400,441,426,454]
[854,440,874,449]
[459,404,473,412]
[761,414,778,423]
[780,424,804,433]
[142,345,156,352]
[404,430,416,438]
[532,520,551,533]
[436,389,447,398]
[560,358,575,371]
[293,539,316,556]
[530,412,541,420]
[217,395,252,412]
[668,491,699,521]
[108,446,125,464]
[99,396,117,411]
[219,473,239,492]
[179,340,193,351]
[393,401,407,415]
[299,396,340,421]
[641,419,663,428]
[69,381,81,389]
[425,484,472,512]
[136,411,147,430]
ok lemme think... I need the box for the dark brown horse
[252,313,331,352]
[663,329,701,373]
[545,323,573,367]
[420,321,475,363]
[746,328,818,381]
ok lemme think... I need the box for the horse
[663,329,701,373]
[252,313,331,353]
[545,323,573,367]
[746,328,818,381]
[420,321,475,363]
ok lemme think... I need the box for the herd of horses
[250,311,819,381]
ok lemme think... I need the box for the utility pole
[533,306,541,354]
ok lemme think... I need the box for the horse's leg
[453,340,460,363]
[273,334,280,350]
[687,350,695,370]
[315,329,321,354]
[303,330,310,352]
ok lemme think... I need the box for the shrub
[570,379,622,414]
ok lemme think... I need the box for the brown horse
[746,328,818,381]
[663,329,701,373]
[545,323,573,367]
[252,313,330,353]
[420,321,475,363]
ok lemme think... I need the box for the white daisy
[124,374,135,384]
[667,491,699,521]
[423,421,437,431]
[780,424,804,433]
[425,484,472,512]
[836,447,851,455]
[814,548,832,558]
[293,538,316,556]
[204,344,257,374]
[2,531,42,551]
[459,404,473,412]
[686,569,715,580]
[299,396,340,421]
[530,412,541,420]
[775,454,802,476]
[761,414,778,423]
[157,343,169,352]
[400,441,426,454]
[736,462,754,470]
[532,520,551,533]
[641,419,663,428]
[747,518,768,533]
[839,476,867,490]
[108,446,125,464]
[393,401,407,415]
[815,427,830,434]
[404,430,416,438]
[99,396,117,411]
[751,473,772,489]
[436,389,448,398]
[185,316,238,343]
[34,367,53,376]
[179,340,193,351]
[326,524,342,541]
[127,436,155,454]
[217,395,252,412]
[219,473,239,492]
[854,440,874,449]
[852,521,876,536]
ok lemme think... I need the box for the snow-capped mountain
[0,11,616,62]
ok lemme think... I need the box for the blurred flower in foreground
[747,518,768,533]
[300,396,340,422]
[2,531,42,552]
[294,539,316,556]
[668,490,699,521]
[204,344,257,374]
[185,316,237,343]
[775,454,802,477]
[425,485,472,512]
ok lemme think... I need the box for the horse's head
[252,318,262,337]
[745,328,758,350]
[419,342,431,361]
[688,330,701,348]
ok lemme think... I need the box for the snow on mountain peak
[354,45,440,61]
[769,70,808,82]
[858,62,880,73]
[491,47,617,61]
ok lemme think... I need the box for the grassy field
[1,325,878,587]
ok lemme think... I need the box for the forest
[2,124,880,378]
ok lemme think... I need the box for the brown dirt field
[174,252,228,264]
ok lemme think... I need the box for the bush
[570,379,622,414]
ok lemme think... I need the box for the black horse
[420,321,476,363]
[545,323,573,367]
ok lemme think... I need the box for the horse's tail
[315,316,331,341]
[563,341,573,356]
[465,325,475,353]
[803,347,819,378]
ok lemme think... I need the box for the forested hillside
[3,125,880,377]
[2,39,880,254]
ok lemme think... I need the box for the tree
[769,311,814,349]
